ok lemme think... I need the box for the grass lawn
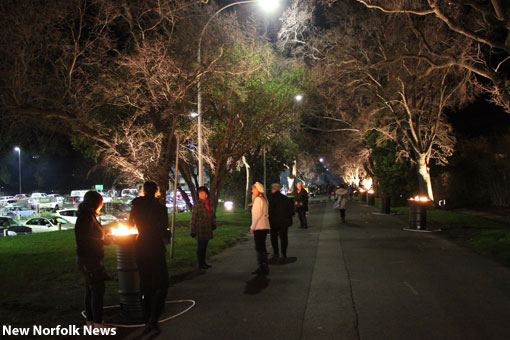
[390,206,510,266]
[0,209,250,330]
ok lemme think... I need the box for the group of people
[74,180,306,334]
[75,181,170,335]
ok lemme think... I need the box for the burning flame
[368,189,375,194]
[409,195,431,202]
[110,222,138,236]
[361,178,373,191]
[359,188,366,193]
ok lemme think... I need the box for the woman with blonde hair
[250,182,271,275]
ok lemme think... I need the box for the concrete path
[123,200,510,340]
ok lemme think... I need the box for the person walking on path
[294,182,309,228]
[190,186,216,270]
[250,182,271,275]
[268,183,294,262]
[75,190,113,330]
[128,181,170,335]
[335,184,349,223]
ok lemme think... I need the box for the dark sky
[448,98,510,138]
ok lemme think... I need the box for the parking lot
[0,189,191,237]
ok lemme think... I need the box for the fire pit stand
[404,198,440,233]
[114,234,144,322]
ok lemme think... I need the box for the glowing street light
[196,0,279,186]
[14,146,21,194]
[295,94,303,102]
[190,112,199,118]
[319,157,324,163]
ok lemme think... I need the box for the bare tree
[0,0,209,194]
[349,0,510,112]
[280,0,475,200]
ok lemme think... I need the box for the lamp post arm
[196,0,255,186]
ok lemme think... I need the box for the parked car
[0,216,32,236]
[24,216,74,232]
[99,202,131,224]
[121,188,139,198]
[5,206,36,218]
[38,197,62,211]
[0,196,15,206]
[54,209,79,224]
[14,194,28,200]
[62,196,83,209]
[166,198,187,212]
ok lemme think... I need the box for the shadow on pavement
[169,268,205,284]
[244,275,270,295]
[268,256,297,265]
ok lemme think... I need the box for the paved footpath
[123,201,510,340]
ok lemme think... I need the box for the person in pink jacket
[250,182,271,275]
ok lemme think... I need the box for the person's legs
[89,281,105,324]
[78,258,105,324]
[147,256,168,334]
[270,228,279,256]
[297,208,306,228]
[197,239,210,268]
[83,282,93,323]
[280,225,289,258]
[340,209,346,223]
[254,230,269,274]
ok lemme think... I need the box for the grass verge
[391,206,510,266]
[0,209,250,330]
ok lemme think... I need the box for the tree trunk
[416,153,434,201]
[242,156,251,210]
[287,160,297,194]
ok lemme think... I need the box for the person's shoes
[204,263,212,268]
[281,255,287,264]
[144,322,160,335]
[199,264,210,270]
[251,268,263,275]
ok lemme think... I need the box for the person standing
[335,184,349,223]
[294,182,309,228]
[250,182,271,275]
[268,183,294,262]
[128,181,169,334]
[75,190,113,330]
[190,186,216,270]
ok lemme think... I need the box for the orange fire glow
[409,195,431,202]
[368,189,375,194]
[110,222,138,236]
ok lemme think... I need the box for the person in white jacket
[250,182,270,275]
[335,184,349,223]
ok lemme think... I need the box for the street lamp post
[196,0,278,186]
[14,147,21,194]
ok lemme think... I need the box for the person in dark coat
[128,181,169,334]
[75,190,113,330]
[190,186,216,270]
[268,183,294,262]
[294,182,309,228]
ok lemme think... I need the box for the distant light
[14,146,20,152]
[319,158,324,162]
[224,201,234,211]
[190,112,199,118]
[295,94,303,102]
[326,168,329,171]
[258,0,279,12]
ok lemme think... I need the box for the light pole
[196,0,279,186]
[14,146,21,194]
